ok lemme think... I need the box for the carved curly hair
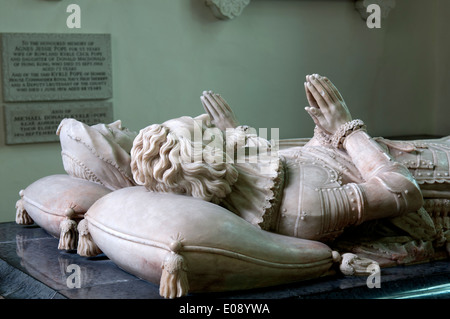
[130,123,239,204]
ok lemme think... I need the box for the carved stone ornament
[205,0,251,20]
[355,0,396,20]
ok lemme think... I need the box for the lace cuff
[331,119,366,149]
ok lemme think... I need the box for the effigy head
[130,114,239,204]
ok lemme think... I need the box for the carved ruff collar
[220,154,285,231]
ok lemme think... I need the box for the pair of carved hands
[200,74,352,136]
[304,74,352,136]
[200,90,239,131]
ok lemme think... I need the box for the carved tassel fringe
[77,219,102,257]
[15,194,33,225]
[159,239,189,299]
[58,208,78,250]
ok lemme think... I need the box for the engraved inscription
[4,102,113,144]
[1,33,112,101]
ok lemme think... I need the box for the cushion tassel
[58,208,78,250]
[77,219,102,256]
[159,240,189,299]
[15,191,33,225]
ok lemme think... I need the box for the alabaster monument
[16,74,450,298]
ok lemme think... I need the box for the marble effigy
[15,74,450,298]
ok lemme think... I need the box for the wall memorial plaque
[1,33,112,102]
[4,101,113,145]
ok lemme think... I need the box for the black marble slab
[1,222,449,300]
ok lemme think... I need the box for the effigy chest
[275,146,365,241]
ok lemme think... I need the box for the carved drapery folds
[205,0,251,20]
[355,0,396,20]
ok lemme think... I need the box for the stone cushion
[85,186,335,295]
[18,174,111,238]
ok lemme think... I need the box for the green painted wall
[0,0,448,222]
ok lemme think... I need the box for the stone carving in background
[355,0,396,20]
[205,0,251,20]
[204,0,397,22]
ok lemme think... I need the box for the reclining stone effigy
[15,74,450,298]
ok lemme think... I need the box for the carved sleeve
[343,130,424,222]
[273,129,425,242]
